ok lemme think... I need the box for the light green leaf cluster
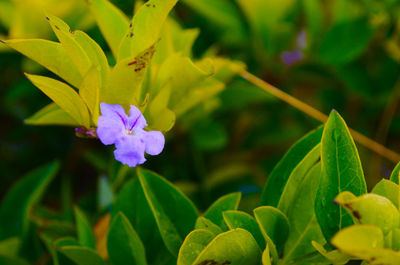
[331,179,400,264]
[3,0,238,132]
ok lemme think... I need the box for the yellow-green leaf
[335,192,400,234]
[172,78,225,117]
[177,229,215,265]
[105,45,156,109]
[46,14,91,76]
[79,67,101,125]
[26,74,90,128]
[192,228,261,265]
[372,179,399,209]
[4,39,82,88]
[311,241,350,265]
[195,217,223,237]
[0,1,14,29]
[154,54,214,107]
[262,244,271,265]
[25,103,79,126]
[73,30,109,88]
[118,0,178,60]
[332,224,400,265]
[86,0,129,59]
[146,83,176,132]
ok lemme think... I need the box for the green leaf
[57,246,107,265]
[390,162,400,184]
[332,224,400,264]
[53,237,81,247]
[138,168,198,256]
[26,74,91,128]
[0,256,30,265]
[46,14,91,77]
[335,192,400,234]
[222,210,265,249]
[203,192,241,228]
[107,212,147,265]
[277,144,321,214]
[315,110,367,242]
[86,0,129,59]
[372,179,399,208]
[0,162,59,240]
[177,229,215,265]
[74,206,96,249]
[254,206,289,261]
[192,228,261,265]
[4,39,82,88]
[261,126,323,206]
[195,217,223,236]
[318,17,375,65]
[0,238,20,257]
[118,0,178,60]
[25,103,79,126]
[281,163,326,263]
[111,178,168,264]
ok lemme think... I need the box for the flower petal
[97,103,127,145]
[128,105,147,130]
[143,130,165,156]
[114,135,146,167]
[100,103,128,122]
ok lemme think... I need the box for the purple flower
[97,103,165,167]
[281,30,307,66]
[281,50,304,66]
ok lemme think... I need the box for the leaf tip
[24,73,35,81]
[329,109,340,116]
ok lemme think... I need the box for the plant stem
[233,67,400,163]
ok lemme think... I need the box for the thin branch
[232,67,400,163]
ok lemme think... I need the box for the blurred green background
[1,0,400,213]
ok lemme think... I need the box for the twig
[233,67,400,163]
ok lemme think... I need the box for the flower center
[125,129,135,135]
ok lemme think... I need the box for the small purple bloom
[281,30,308,66]
[97,103,165,167]
[281,50,304,66]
